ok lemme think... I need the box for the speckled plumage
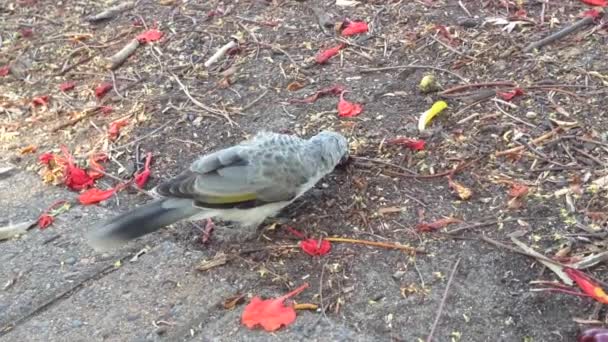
[86,131,348,251]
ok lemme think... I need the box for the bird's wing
[155,146,298,209]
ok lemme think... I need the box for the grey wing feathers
[189,146,245,173]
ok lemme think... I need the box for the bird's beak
[339,153,350,166]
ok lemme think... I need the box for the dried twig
[51,107,102,132]
[204,39,237,68]
[89,167,154,198]
[85,1,135,23]
[171,73,236,125]
[440,81,516,96]
[523,13,602,53]
[241,89,269,112]
[495,127,562,157]
[324,237,424,254]
[426,258,460,342]
[360,64,468,83]
[429,35,477,61]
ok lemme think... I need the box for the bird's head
[313,131,350,167]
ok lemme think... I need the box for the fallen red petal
[38,152,55,165]
[38,214,54,229]
[342,21,368,36]
[87,153,107,180]
[19,28,33,38]
[108,119,129,141]
[290,85,346,104]
[300,239,331,256]
[136,29,163,43]
[508,183,529,198]
[59,81,76,92]
[286,226,306,239]
[100,106,113,115]
[78,187,116,205]
[61,146,94,191]
[386,137,426,151]
[315,44,345,64]
[582,9,603,18]
[580,0,607,6]
[497,88,524,101]
[134,152,152,188]
[32,95,50,106]
[241,283,309,332]
[95,82,113,99]
[0,65,9,76]
[337,91,363,117]
[564,268,608,304]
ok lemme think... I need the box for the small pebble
[64,257,77,265]
[525,111,537,119]
[71,319,83,328]
[458,18,479,28]
[392,270,406,280]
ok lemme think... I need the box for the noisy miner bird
[86,130,349,251]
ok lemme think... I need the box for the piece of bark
[106,39,140,70]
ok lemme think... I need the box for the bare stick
[171,73,236,125]
[359,64,468,83]
[241,89,269,112]
[426,258,460,342]
[204,40,237,68]
[106,39,140,70]
[86,1,135,23]
[523,14,600,53]
[51,107,101,132]
[89,167,154,198]
[495,127,562,157]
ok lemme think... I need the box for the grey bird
[86,130,349,251]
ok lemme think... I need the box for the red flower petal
[32,95,50,106]
[387,138,426,151]
[337,91,363,117]
[315,44,345,64]
[286,226,306,239]
[342,21,369,36]
[497,88,524,101]
[508,183,529,198]
[19,28,33,38]
[564,268,608,304]
[95,82,112,99]
[38,152,55,165]
[0,65,9,77]
[87,153,107,180]
[241,283,309,332]
[290,85,346,104]
[61,146,94,191]
[100,106,113,115]
[38,214,54,229]
[300,239,331,256]
[60,81,75,91]
[582,9,603,18]
[78,187,116,205]
[133,152,152,188]
[580,0,607,6]
[136,29,163,43]
[108,119,129,141]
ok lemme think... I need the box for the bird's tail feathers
[86,198,202,252]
